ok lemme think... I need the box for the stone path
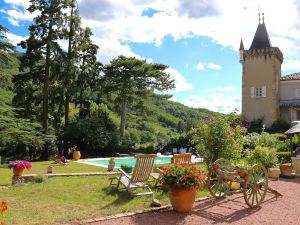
[73,178,300,225]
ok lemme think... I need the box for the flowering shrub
[8,160,32,171]
[0,201,8,225]
[160,163,206,192]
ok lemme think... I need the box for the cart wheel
[244,164,268,208]
[208,159,232,198]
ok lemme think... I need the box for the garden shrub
[244,132,291,152]
[248,118,264,133]
[276,152,292,164]
[138,143,155,154]
[292,134,299,149]
[33,175,47,183]
[267,119,290,134]
[246,146,278,169]
[193,115,246,166]
[64,108,119,157]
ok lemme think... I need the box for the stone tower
[240,15,283,127]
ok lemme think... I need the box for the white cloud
[205,86,238,92]
[207,62,222,70]
[4,0,300,64]
[2,1,35,26]
[6,32,27,46]
[196,61,222,71]
[4,0,29,8]
[282,59,300,71]
[165,67,192,92]
[184,93,241,114]
[170,96,177,102]
[196,62,205,71]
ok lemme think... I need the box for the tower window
[251,86,266,98]
[256,87,263,97]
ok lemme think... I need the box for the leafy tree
[19,0,68,132]
[0,25,15,63]
[64,106,118,157]
[0,24,55,160]
[102,55,174,136]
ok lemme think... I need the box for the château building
[240,14,300,127]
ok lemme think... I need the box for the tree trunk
[65,92,70,127]
[42,44,51,131]
[120,97,127,137]
[64,1,74,128]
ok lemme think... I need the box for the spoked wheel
[244,164,268,208]
[208,158,232,198]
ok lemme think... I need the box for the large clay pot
[291,157,300,176]
[13,168,24,176]
[280,163,293,176]
[268,168,280,180]
[73,151,81,160]
[169,188,196,212]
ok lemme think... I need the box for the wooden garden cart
[207,158,281,208]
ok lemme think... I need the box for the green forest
[0,0,215,161]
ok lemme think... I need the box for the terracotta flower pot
[268,168,280,180]
[73,151,81,161]
[13,168,24,176]
[169,188,196,212]
[280,163,293,176]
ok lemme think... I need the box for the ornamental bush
[244,132,291,152]
[193,115,246,166]
[160,163,206,192]
[246,146,278,169]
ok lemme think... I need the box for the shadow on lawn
[100,186,134,208]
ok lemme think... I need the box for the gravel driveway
[88,178,300,225]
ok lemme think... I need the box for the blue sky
[1,0,300,113]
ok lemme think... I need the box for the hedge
[276,151,292,164]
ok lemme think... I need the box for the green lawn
[0,161,209,225]
[0,161,106,186]
[0,175,209,225]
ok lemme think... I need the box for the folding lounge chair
[110,154,156,197]
[151,153,192,187]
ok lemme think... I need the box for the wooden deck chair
[173,153,192,164]
[110,154,156,197]
[151,153,192,187]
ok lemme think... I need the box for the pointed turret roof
[249,21,271,50]
[239,39,244,51]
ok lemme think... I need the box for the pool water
[84,156,171,168]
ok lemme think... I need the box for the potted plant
[280,163,294,177]
[247,146,280,180]
[8,160,32,176]
[160,163,206,212]
[120,164,133,173]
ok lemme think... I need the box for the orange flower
[0,201,7,212]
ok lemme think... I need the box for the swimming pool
[79,156,172,168]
